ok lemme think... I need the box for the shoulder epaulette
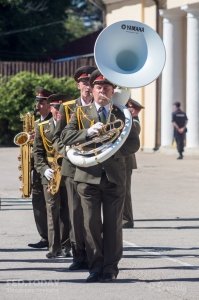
[63,100,76,106]
[38,120,50,126]
[63,100,77,124]
[76,105,95,129]
[38,120,54,154]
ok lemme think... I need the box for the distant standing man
[172,102,188,160]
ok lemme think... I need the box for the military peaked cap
[89,69,116,88]
[74,66,96,82]
[127,98,144,109]
[47,93,68,104]
[35,87,53,101]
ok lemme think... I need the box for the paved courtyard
[0,147,199,300]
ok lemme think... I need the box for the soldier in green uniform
[28,87,52,249]
[53,66,96,270]
[33,94,71,258]
[123,98,144,229]
[60,70,140,282]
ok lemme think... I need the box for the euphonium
[14,112,35,198]
[47,152,63,195]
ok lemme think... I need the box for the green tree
[0,0,102,61]
[65,14,89,41]
[67,0,103,40]
[0,0,72,61]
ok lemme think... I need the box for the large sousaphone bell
[94,20,166,89]
[67,20,166,167]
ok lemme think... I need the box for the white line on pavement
[123,240,195,268]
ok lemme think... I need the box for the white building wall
[160,9,186,148]
[100,0,199,152]
[167,0,199,9]
[182,5,199,150]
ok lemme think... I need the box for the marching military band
[16,66,141,283]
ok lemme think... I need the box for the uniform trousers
[64,176,87,263]
[77,173,124,276]
[43,183,70,254]
[174,131,186,155]
[123,167,134,225]
[32,169,48,242]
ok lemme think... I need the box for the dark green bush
[0,72,79,146]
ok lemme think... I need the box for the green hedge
[0,72,79,146]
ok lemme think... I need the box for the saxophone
[45,100,77,195]
[38,121,63,196]
[14,112,35,198]
[47,152,63,195]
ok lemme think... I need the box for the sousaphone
[94,20,166,88]
[67,20,166,167]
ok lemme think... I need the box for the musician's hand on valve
[87,122,104,137]
[44,168,54,180]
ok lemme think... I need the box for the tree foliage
[67,0,103,39]
[0,0,102,61]
[0,71,79,145]
[0,0,71,60]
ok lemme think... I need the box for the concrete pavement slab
[0,148,199,299]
